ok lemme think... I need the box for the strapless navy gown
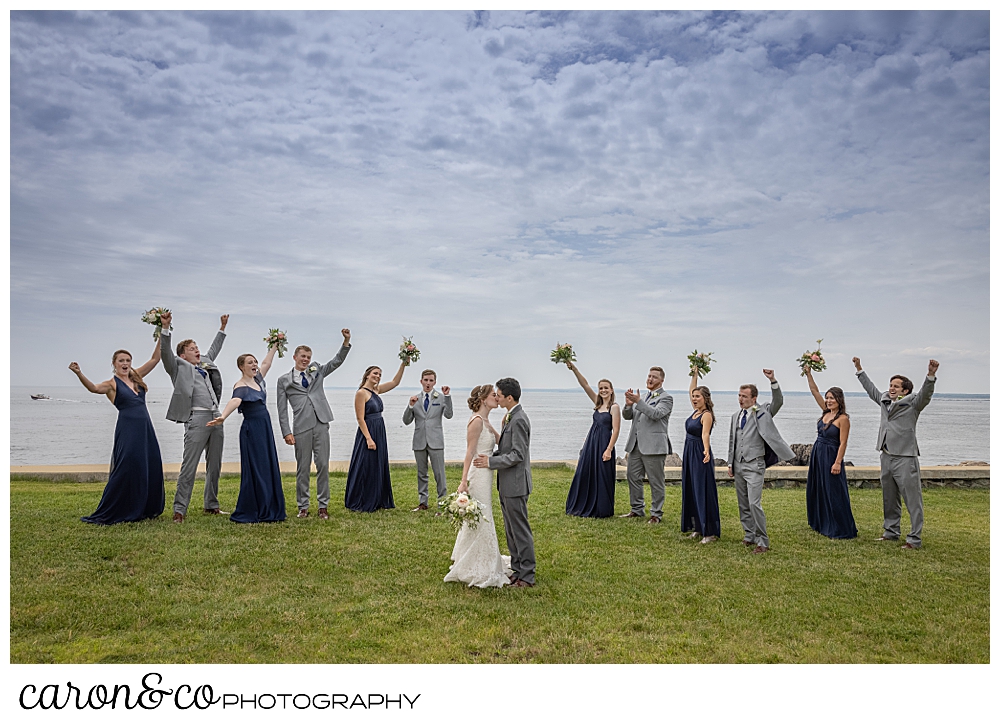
[806,419,857,539]
[680,413,721,537]
[82,377,165,525]
[566,409,615,517]
[230,374,286,523]
[345,391,394,512]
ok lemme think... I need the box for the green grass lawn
[10,467,989,663]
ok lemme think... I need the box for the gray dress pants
[295,422,330,510]
[880,452,923,547]
[499,493,536,584]
[414,447,447,505]
[734,456,768,548]
[174,411,224,515]
[627,451,666,518]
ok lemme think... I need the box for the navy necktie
[301,372,309,389]
[645,391,652,403]
[424,393,429,411]
[740,410,747,429]
[197,368,207,379]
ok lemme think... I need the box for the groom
[473,377,536,588]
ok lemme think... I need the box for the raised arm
[457,416,484,494]
[320,329,352,376]
[68,362,115,401]
[566,361,598,405]
[853,357,882,404]
[913,359,939,412]
[803,367,826,410]
[355,390,376,450]
[159,312,177,377]
[763,369,782,415]
[258,344,279,378]
[135,333,163,378]
[604,404,622,462]
[376,360,407,394]
[688,370,699,410]
[442,389,454,419]
[402,397,416,425]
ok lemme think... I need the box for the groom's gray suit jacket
[623,389,674,455]
[275,344,352,436]
[489,405,532,498]
[728,383,794,467]
[402,389,453,450]
[857,371,935,456]
[160,328,226,422]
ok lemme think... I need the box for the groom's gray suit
[488,404,536,585]
[623,388,673,519]
[857,370,936,547]
[402,389,454,506]
[160,328,227,515]
[276,344,352,512]
[727,382,794,548]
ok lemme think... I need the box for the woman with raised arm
[206,342,283,523]
[680,369,720,543]
[69,335,164,525]
[344,360,409,512]
[444,384,512,587]
[563,361,621,517]
[803,367,857,539]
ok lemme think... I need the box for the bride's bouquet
[797,339,827,376]
[141,307,171,340]
[687,349,715,378]
[399,336,420,364]
[550,342,576,365]
[438,491,483,532]
[264,328,288,358]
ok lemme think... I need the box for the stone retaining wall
[612,465,990,489]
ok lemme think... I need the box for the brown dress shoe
[297,509,309,518]
[619,511,644,518]
[204,508,229,515]
[318,508,329,520]
[875,535,898,542]
[752,545,769,554]
[742,540,755,547]
[647,516,661,524]
[411,503,428,512]
[173,512,184,523]
[901,542,918,550]
[511,579,534,588]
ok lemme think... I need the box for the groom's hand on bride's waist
[472,454,489,468]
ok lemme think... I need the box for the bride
[444,384,512,588]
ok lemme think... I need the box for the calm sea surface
[10,386,990,467]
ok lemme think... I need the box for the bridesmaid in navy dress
[345,361,408,512]
[680,370,721,543]
[208,345,285,523]
[69,338,165,524]
[563,361,621,517]
[803,368,857,539]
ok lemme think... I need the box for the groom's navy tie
[423,393,429,412]
[740,409,747,429]
[300,372,309,389]
[197,368,207,379]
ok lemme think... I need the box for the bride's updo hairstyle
[468,384,493,412]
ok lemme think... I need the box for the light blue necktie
[423,393,429,412]
[300,372,309,389]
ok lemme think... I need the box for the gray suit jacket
[623,389,673,455]
[488,405,532,498]
[160,328,226,423]
[857,371,935,456]
[728,383,794,466]
[402,389,454,450]
[275,345,352,436]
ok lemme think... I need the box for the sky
[9,10,990,393]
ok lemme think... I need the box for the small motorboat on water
[30,394,51,400]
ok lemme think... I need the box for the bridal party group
[68,311,942,570]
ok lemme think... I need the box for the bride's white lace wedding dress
[444,415,512,588]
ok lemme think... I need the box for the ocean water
[9,386,990,468]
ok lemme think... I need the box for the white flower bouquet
[687,349,715,378]
[141,307,171,340]
[438,491,483,531]
[264,328,288,358]
[550,342,576,365]
[399,336,420,364]
[797,339,827,376]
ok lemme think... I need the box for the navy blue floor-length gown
[230,374,286,523]
[81,376,165,525]
[344,391,394,512]
[680,413,721,537]
[565,409,615,517]
[806,419,857,539]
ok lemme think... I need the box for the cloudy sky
[10,10,990,393]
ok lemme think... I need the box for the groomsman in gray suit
[853,357,939,549]
[727,369,795,553]
[621,366,673,523]
[474,377,536,587]
[158,311,229,523]
[403,369,453,511]
[276,330,352,520]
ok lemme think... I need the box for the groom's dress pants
[500,494,536,584]
[734,456,768,548]
[174,411,224,515]
[627,451,666,518]
[880,451,923,547]
[294,422,330,510]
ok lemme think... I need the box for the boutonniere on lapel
[307,364,318,374]
[651,390,662,399]
[432,391,439,399]
[751,405,759,414]
[503,412,512,427]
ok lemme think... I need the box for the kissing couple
[444,377,536,588]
